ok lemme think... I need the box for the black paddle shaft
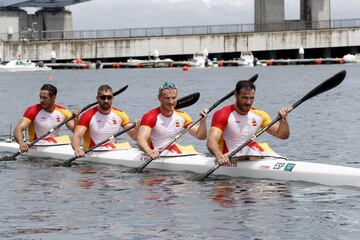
[133,74,259,173]
[63,122,136,167]
[197,70,346,181]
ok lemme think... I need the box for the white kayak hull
[1,142,359,188]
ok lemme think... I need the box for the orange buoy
[112,63,120,68]
[339,59,344,64]
[218,61,224,67]
[76,57,82,64]
[315,58,322,64]
[136,64,142,68]
[182,65,189,71]
[266,60,273,66]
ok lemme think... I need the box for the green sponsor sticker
[284,163,296,172]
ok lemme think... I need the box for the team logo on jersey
[175,120,180,127]
[56,117,61,122]
[252,119,257,126]
[113,119,117,125]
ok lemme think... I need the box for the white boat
[238,51,255,66]
[1,141,359,188]
[218,51,255,67]
[0,59,51,72]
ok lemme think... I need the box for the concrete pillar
[254,0,285,32]
[34,9,73,40]
[0,8,28,41]
[301,0,330,29]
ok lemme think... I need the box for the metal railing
[1,18,360,42]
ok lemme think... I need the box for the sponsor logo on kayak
[284,163,296,172]
[259,165,270,169]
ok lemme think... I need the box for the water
[1,65,360,239]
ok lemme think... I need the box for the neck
[43,104,55,113]
[234,104,248,116]
[160,107,173,117]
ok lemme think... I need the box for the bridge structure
[0,0,90,41]
[0,0,359,62]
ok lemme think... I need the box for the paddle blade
[176,92,200,109]
[0,155,17,161]
[248,74,258,83]
[0,151,20,161]
[300,70,346,104]
[113,85,128,97]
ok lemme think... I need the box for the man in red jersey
[137,82,208,160]
[71,85,138,157]
[207,80,290,165]
[14,84,79,152]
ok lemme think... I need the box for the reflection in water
[210,179,294,208]
[73,165,97,189]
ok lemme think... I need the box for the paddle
[194,70,346,181]
[176,92,200,109]
[131,74,259,173]
[0,85,128,161]
[62,122,136,167]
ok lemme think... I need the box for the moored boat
[0,59,51,72]
[0,141,359,188]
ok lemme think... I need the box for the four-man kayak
[0,141,359,188]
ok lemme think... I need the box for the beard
[99,102,111,111]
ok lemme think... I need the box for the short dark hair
[235,80,256,94]
[41,84,57,96]
[97,85,113,96]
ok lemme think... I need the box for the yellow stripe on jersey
[56,107,72,120]
[251,109,272,127]
[175,110,192,127]
[112,108,130,127]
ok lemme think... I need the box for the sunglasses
[160,82,177,90]
[98,95,113,100]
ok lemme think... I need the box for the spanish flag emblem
[252,119,257,126]
[113,119,117,125]
[175,120,180,127]
[56,117,61,122]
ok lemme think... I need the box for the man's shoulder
[111,106,124,113]
[143,107,161,118]
[214,104,234,115]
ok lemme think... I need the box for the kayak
[0,141,359,188]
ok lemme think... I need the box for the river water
[0,65,359,239]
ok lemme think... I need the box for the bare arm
[125,120,139,140]
[188,109,208,140]
[13,117,31,152]
[267,107,290,139]
[207,127,230,165]
[71,126,87,157]
[65,109,81,132]
[137,125,159,159]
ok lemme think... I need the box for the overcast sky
[65,0,359,30]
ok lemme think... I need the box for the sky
[44,0,360,30]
